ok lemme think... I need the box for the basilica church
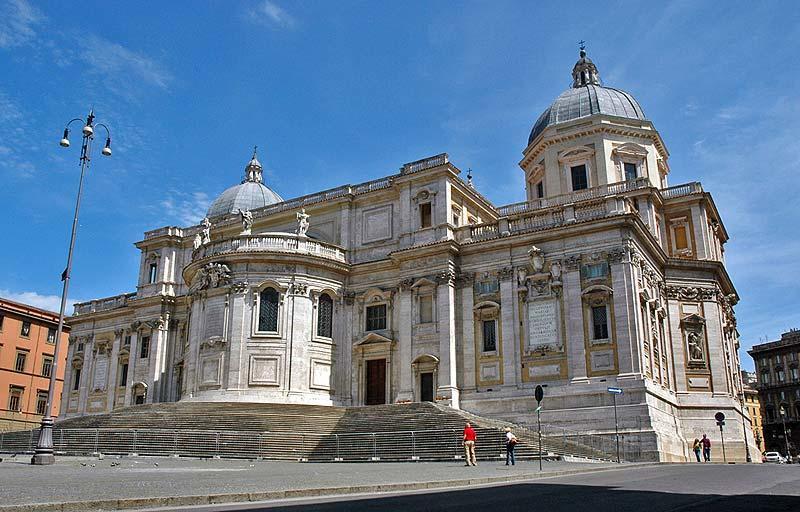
[62,49,756,462]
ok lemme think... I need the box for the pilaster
[396,284,413,401]
[436,271,459,408]
[499,269,518,388]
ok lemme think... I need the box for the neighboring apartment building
[749,329,800,457]
[0,297,69,431]
[741,370,763,450]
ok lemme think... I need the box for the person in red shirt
[701,434,712,462]
[463,422,477,466]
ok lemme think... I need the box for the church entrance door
[365,359,386,405]
[420,372,434,402]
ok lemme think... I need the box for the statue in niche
[550,260,562,281]
[687,331,705,361]
[238,209,253,235]
[296,208,310,237]
[193,233,202,251]
[200,217,212,245]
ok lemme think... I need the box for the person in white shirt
[504,427,517,466]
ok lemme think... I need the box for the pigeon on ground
[153,462,159,467]
[80,463,87,467]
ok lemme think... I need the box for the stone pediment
[356,332,394,346]
[680,313,706,327]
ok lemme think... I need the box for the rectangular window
[581,262,609,279]
[778,369,785,382]
[47,327,57,344]
[791,367,799,381]
[36,392,48,416]
[72,368,81,391]
[124,335,131,346]
[591,305,609,340]
[148,263,158,284]
[119,363,129,387]
[476,280,499,295]
[8,387,23,412]
[419,203,432,228]
[418,295,433,324]
[140,336,150,359]
[21,321,31,337]
[77,342,84,352]
[674,225,688,251]
[366,304,387,331]
[536,181,544,198]
[15,351,27,372]
[0,314,4,330]
[624,162,637,181]
[452,207,461,226]
[571,164,588,191]
[482,320,497,352]
[41,356,53,378]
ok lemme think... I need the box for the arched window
[317,293,333,338]
[258,288,280,332]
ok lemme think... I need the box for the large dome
[206,148,284,218]
[528,48,646,145]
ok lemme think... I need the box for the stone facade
[749,329,800,458]
[61,50,755,462]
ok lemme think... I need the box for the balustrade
[193,233,346,263]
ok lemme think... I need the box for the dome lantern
[243,145,264,184]
[572,43,600,88]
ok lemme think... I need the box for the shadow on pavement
[249,481,800,512]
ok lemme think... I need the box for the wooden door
[365,359,386,405]
[420,372,434,402]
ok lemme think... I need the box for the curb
[0,463,661,512]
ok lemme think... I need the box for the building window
[419,203,432,228]
[482,320,497,352]
[41,356,53,378]
[777,369,785,382]
[0,314,4,330]
[791,367,799,381]
[258,288,280,333]
[36,391,48,416]
[148,263,158,284]
[476,279,499,295]
[72,368,81,391]
[418,295,433,324]
[624,162,637,181]
[591,305,609,340]
[47,327,57,344]
[124,335,131,346]
[139,336,150,359]
[20,321,31,337]
[571,164,588,191]
[316,293,333,338]
[119,363,129,387]
[8,386,23,412]
[452,207,461,226]
[674,225,688,251]
[536,181,544,199]
[15,351,27,372]
[582,262,609,279]
[760,371,770,385]
[366,304,387,331]
[77,342,84,353]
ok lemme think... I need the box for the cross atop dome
[244,145,264,184]
[572,43,600,88]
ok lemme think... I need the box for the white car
[763,451,786,463]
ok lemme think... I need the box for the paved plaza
[0,456,618,511]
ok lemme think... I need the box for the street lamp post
[780,405,791,461]
[738,375,752,462]
[31,110,111,465]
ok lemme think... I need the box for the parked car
[763,451,786,463]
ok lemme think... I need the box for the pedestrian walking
[701,434,711,462]
[692,438,701,462]
[504,427,517,466]
[463,422,477,466]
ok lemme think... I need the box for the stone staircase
[0,402,612,462]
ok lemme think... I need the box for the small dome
[528,48,647,145]
[206,147,284,218]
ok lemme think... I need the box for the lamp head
[82,124,94,137]
[59,128,70,148]
[101,137,112,156]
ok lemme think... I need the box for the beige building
[62,48,755,461]
[0,297,69,431]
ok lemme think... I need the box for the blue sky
[1,0,798,370]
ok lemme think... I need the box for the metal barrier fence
[0,426,643,462]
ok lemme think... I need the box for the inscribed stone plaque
[249,356,279,386]
[201,356,221,386]
[528,364,561,378]
[310,360,332,390]
[527,299,559,350]
[687,377,710,389]
[93,356,109,391]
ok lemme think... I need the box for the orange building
[0,297,69,431]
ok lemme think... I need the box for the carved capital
[498,266,514,281]
[230,281,249,294]
[664,285,717,302]
[564,254,582,270]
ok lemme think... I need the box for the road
[178,464,800,512]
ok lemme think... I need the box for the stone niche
[519,246,564,356]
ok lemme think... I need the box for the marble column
[106,329,122,411]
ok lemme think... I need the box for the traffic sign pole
[715,412,727,463]
[535,385,544,471]
[607,387,623,463]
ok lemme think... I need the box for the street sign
[535,405,542,412]
[715,412,725,423]
[607,387,623,395]
[535,385,544,403]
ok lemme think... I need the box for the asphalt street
[178,464,800,512]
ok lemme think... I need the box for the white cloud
[0,289,82,314]
[159,190,212,226]
[0,0,43,49]
[77,35,173,99]
[247,1,296,29]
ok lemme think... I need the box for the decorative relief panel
[200,355,223,387]
[310,359,332,390]
[362,204,393,243]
